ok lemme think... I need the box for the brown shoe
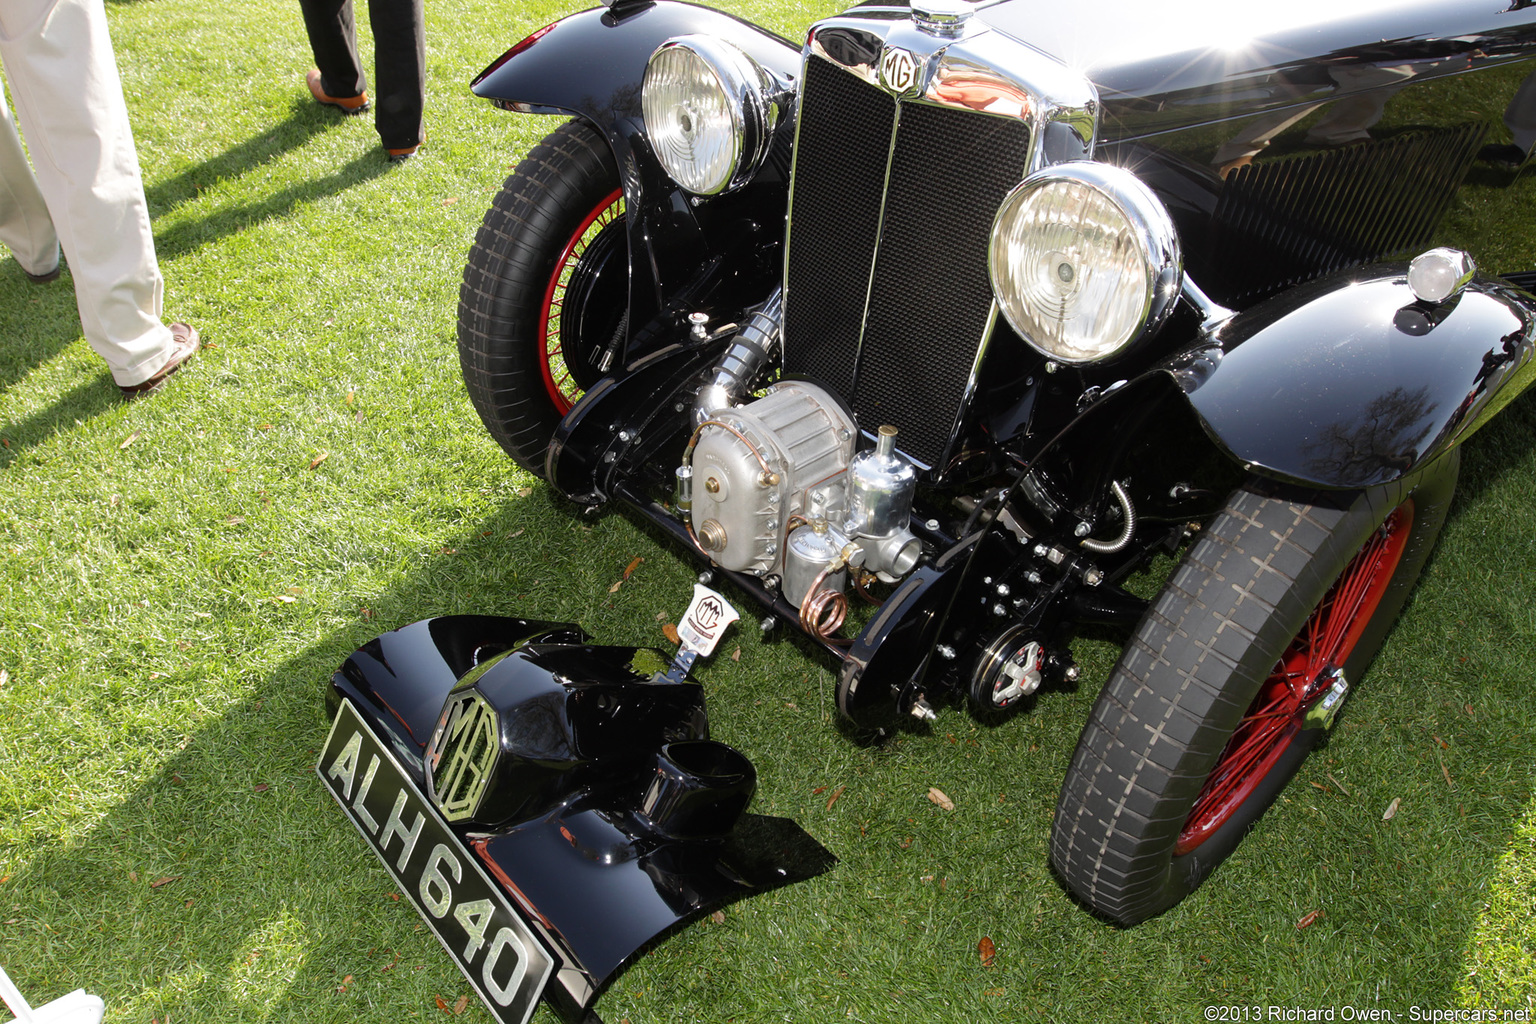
[306,69,369,115]
[120,323,200,398]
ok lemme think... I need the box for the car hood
[973,0,1536,138]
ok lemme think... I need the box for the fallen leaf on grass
[0,669,7,687]
[1382,797,1401,821]
[435,994,450,1013]
[254,783,270,793]
[150,876,180,888]
[274,594,297,604]
[662,623,680,644]
[609,580,623,594]
[1437,752,1454,790]
[119,430,142,450]
[1432,735,1449,749]
[978,935,997,967]
[515,486,533,498]
[927,787,955,811]
[1327,773,1351,796]
[623,556,644,579]
[899,837,913,849]
[453,995,469,1014]
[1295,910,1324,930]
[731,646,740,662]
[826,785,845,810]
[710,910,726,924]
[308,451,329,470]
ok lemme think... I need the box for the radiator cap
[911,0,975,37]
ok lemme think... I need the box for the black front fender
[472,2,802,342]
[1166,266,1536,489]
[472,3,800,127]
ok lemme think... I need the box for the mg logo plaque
[427,690,499,822]
[879,46,921,97]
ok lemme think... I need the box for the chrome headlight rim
[989,161,1182,365]
[642,35,774,197]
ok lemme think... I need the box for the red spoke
[1176,504,1413,855]
[537,188,625,414]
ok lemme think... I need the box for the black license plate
[318,699,556,1024]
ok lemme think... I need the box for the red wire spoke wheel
[458,120,627,475]
[1175,503,1412,855]
[537,187,625,414]
[1051,456,1457,925]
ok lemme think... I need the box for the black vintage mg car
[323,1,1536,1019]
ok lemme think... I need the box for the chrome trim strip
[780,48,902,387]
[805,11,1099,170]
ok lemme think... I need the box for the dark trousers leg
[298,0,367,98]
[367,0,425,149]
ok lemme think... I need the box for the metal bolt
[1045,361,1060,374]
[936,644,957,660]
[1025,571,1042,585]
[705,477,721,494]
[1033,543,1050,558]
[992,604,1007,617]
[698,570,714,585]
[995,583,1011,597]
[617,430,633,443]
[1074,522,1092,538]
[602,451,616,463]
[760,615,777,633]
[925,519,940,531]
[910,699,938,722]
[1083,568,1104,587]
[1063,664,1081,683]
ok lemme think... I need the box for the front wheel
[1050,454,1458,925]
[458,119,627,475]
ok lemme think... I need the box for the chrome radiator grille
[782,55,1032,468]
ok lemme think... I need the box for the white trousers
[0,90,56,275]
[0,0,174,386]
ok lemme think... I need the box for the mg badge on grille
[426,690,499,822]
[879,46,921,97]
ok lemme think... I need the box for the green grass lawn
[2,1,1534,1022]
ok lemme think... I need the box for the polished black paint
[1169,268,1536,488]
[473,3,801,337]
[975,0,1536,141]
[329,615,833,1005]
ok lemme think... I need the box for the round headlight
[989,162,1181,364]
[642,36,773,196]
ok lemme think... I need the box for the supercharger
[677,292,922,617]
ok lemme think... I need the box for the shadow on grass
[0,376,120,467]
[0,495,704,1021]
[152,146,392,262]
[142,103,339,222]
[0,276,87,395]
[4,422,1536,1019]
